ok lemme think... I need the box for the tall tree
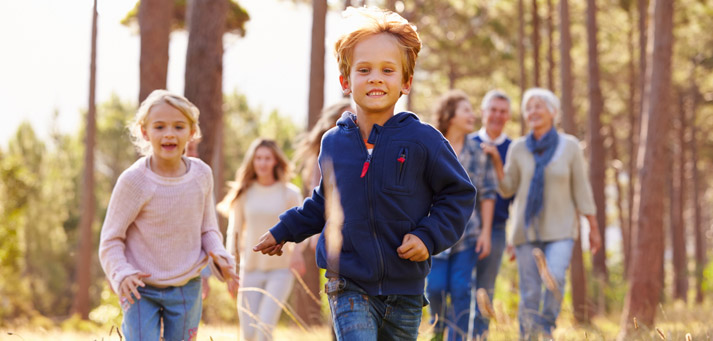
[622,0,636,277]
[184,0,227,175]
[139,0,174,102]
[307,0,327,130]
[687,68,705,303]
[670,90,687,301]
[518,0,527,135]
[585,0,607,284]
[559,0,589,324]
[532,0,540,87]
[72,0,98,319]
[546,0,555,91]
[620,0,673,333]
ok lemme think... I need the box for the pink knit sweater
[99,156,234,293]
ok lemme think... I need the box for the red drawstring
[360,160,370,178]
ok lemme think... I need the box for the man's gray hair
[481,89,511,111]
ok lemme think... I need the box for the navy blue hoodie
[270,112,476,295]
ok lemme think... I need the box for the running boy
[253,7,475,340]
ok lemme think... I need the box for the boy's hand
[210,252,240,298]
[252,232,285,256]
[119,272,151,304]
[397,234,429,262]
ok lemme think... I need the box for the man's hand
[476,233,492,260]
[119,272,151,304]
[252,232,285,256]
[210,252,240,298]
[397,234,429,262]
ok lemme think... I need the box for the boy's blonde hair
[334,7,421,83]
[129,89,202,156]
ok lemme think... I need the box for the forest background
[1,0,712,340]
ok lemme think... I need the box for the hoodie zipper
[353,126,386,294]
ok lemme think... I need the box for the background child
[253,7,475,340]
[217,138,303,341]
[98,89,239,341]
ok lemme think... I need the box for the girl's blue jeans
[326,277,425,341]
[120,276,202,341]
[515,239,574,339]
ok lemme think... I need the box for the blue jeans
[426,248,477,341]
[121,277,202,341]
[472,226,506,338]
[326,278,424,341]
[515,239,574,339]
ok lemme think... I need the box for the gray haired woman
[485,88,601,340]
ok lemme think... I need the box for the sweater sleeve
[224,196,244,270]
[570,140,596,216]
[269,180,326,244]
[199,168,235,281]
[98,172,146,293]
[498,141,520,198]
[411,141,476,255]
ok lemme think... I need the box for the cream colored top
[225,182,302,272]
[98,156,234,293]
[499,133,596,246]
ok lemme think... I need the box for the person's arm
[481,144,504,181]
[98,172,146,295]
[477,199,495,259]
[409,141,476,256]
[569,138,599,255]
[224,198,244,273]
[496,142,519,198]
[585,214,602,255]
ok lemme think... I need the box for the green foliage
[121,0,250,36]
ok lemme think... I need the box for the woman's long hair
[217,138,292,216]
[293,99,352,189]
[433,89,469,136]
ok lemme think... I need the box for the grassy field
[3,300,712,341]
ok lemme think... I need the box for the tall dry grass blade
[290,268,322,306]
[633,317,638,330]
[238,287,308,332]
[419,313,438,335]
[476,288,497,323]
[685,332,692,341]
[7,332,25,340]
[109,325,114,336]
[532,248,562,302]
[656,327,666,340]
[321,159,344,275]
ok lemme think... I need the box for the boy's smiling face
[340,33,412,119]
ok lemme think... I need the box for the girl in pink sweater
[98,90,239,341]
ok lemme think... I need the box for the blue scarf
[524,127,559,237]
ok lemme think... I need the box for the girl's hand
[476,233,492,260]
[397,234,429,262]
[253,232,285,256]
[506,244,516,262]
[119,272,151,304]
[210,252,240,298]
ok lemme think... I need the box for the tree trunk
[139,0,174,103]
[619,0,673,334]
[185,0,226,172]
[605,122,627,283]
[627,0,649,275]
[687,72,705,303]
[586,0,607,284]
[546,0,555,91]
[623,4,637,278]
[72,0,98,319]
[307,0,327,130]
[671,91,687,302]
[559,0,575,134]
[385,0,397,11]
[532,0,540,87]
[518,0,527,135]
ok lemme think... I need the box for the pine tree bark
[185,0,226,171]
[623,4,637,278]
[619,0,673,334]
[671,91,687,302]
[139,0,174,103]
[72,0,98,319]
[559,0,575,134]
[546,0,555,91]
[518,0,527,135]
[687,73,705,303]
[307,0,327,130]
[532,0,540,87]
[586,0,607,284]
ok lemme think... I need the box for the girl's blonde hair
[293,99,352,189]
[129,89,202,156]
[217,138,292,216]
